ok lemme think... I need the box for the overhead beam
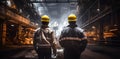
[26,0,79,3]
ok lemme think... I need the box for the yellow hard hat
[68,14,76,22]
[41,15,50,22]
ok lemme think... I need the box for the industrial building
[0,0,120,59]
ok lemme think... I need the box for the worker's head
[68,14,76,24]
[41,15,50,25]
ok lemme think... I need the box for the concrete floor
[0,45,120,59]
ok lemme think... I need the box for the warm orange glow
[6,10,30,25]
[11,5,16,9]
[23,38,33,44]
[84,31,96,37]
[84,31,98,41]
[93,38,97,41]
[104,32,114,38]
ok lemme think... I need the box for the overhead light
[7,0,11,7]
[114,24,117,26]
[97,8,100,12]
[11,24,14,27]
[110,29,118,31]
[92,26,96,29]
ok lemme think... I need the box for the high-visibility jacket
[59,25,87,51]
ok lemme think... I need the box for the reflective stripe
[37,44,51,46]
[60,37,83,41]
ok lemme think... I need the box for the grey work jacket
[33,27,55,50]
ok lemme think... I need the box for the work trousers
[37,47,51,59]
[64,48,82,59]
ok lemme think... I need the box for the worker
[59,14,87,59]
[33,15,57,59]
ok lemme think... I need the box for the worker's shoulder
[75,27,84,32]
[62,26,70,30]
[63,27,83,31]
[33,28,40,34]
[46,27,54,33]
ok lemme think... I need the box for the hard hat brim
[41,20,49,22]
